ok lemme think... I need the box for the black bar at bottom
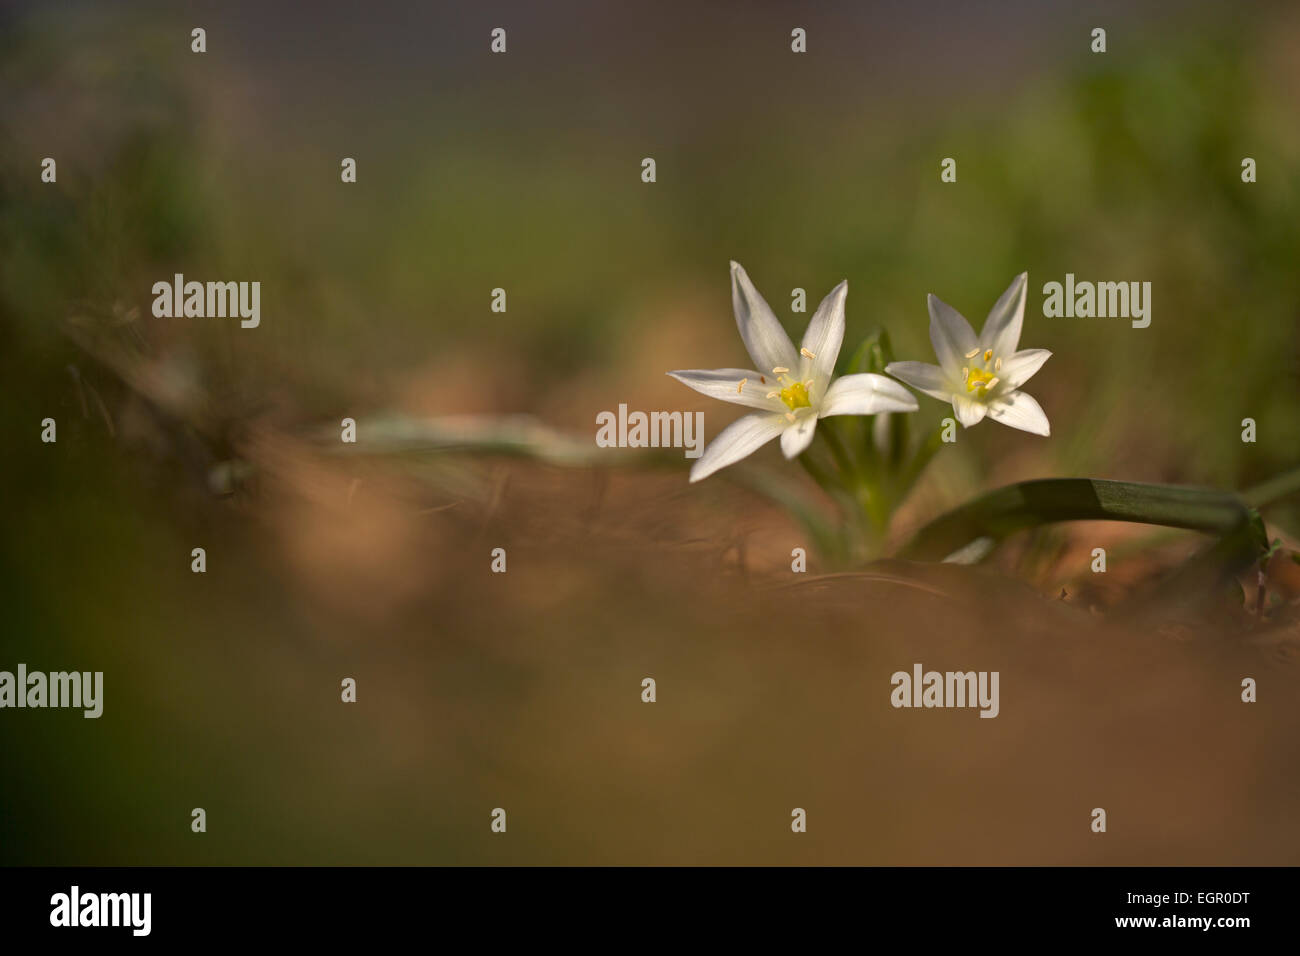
[0,866,1282,942]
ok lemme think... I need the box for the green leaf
[898,478,1265,562]
[842,328,894,376]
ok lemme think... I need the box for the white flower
[669,261,918,482]
[885,273,1052,436]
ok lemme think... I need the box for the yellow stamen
[785,411,796,422]
[965,348,980,359]
[737,378,747,394]
[800,347,815,359]
[983,349,993,362]
[772,367,789,374]
[766,390,780,399]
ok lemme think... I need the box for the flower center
[962,348,1003,398]
[765,367,813,412]
[779,380,811,411]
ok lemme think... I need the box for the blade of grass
[897,478,1264,562]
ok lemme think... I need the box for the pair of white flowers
[670,262,1051,482]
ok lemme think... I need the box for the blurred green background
[2,0,1298,864]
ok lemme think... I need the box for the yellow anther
[983,349,993,362]
[772,366,790,374]
[766,390,780,399]
[965,348,980,359]
[785,411,796,422]
[737,378,747,394]
[986,376,1000,389]
[800,347,815,359]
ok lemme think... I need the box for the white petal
[779,414,817,458]
[799,280,846,388]
[730,261,797,374]
[820,373,919,417]
[995,348,1051,390]
[927,294,979,373]
[883,361,953,402]
[986,389,1050,436]
[667,369,786,412]
[951,394,987,428]
[689,412,787,482]
[980,272,1028,358]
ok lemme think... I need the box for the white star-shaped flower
[886,273,1052,436]
[669,261,918,482]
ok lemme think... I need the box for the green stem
[797,450,863,563]
[895,421,946,501]
[797,450,838,496]
[819,422,857,483]
[820,422,889,548]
